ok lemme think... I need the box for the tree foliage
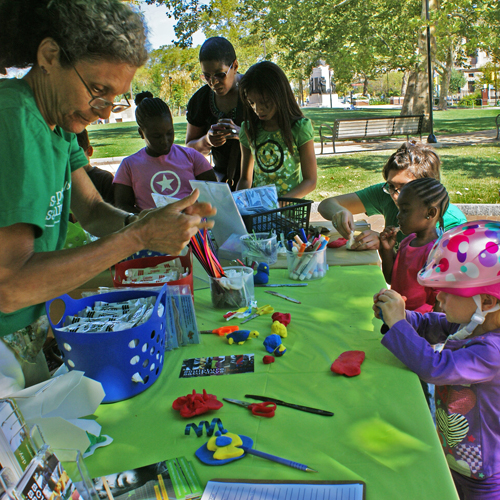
[141,0,500,116]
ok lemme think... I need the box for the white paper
[10,371,105,455]
[151,193,179,207]
[12,371,104,420]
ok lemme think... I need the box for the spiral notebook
[201,479,365,499]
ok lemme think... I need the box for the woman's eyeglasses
[200,61,234,83]
[382,182,402,196]
[61,48,130,113]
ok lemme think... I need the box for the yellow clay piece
[207,431,244,460]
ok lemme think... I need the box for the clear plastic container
[240,232,278,265]
[286,248,327,281]
[209,266,255,309]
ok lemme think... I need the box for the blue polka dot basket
[46,286,167,403]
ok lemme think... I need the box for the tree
[447,68,466,94]
[144,0,500,119]
[132,44,201,113]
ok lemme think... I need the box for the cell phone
[213,124,237,134]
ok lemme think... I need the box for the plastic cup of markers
[286,248,327,281]
[240,233,278,265]
[209,266,255,309]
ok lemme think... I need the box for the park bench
[319,114,424,154]
[496,113,500,140]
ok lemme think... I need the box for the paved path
[315,129,498,156]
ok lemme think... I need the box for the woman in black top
[185,37,243,189]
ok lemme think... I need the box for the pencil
[240,446,318,472]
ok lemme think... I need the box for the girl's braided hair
[401,177,449,229]
[134,91,172,129]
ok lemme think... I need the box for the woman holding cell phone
[185,37,244,190]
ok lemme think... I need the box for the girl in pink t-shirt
[114,92,217,212]
[378,177,450,313]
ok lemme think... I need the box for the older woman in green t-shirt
[0,0,215,392]
[318,142,467,251]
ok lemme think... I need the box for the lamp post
[425,0,437,143]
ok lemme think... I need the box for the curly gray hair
[0,0,148,73]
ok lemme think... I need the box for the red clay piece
[328,238,347,248]
[172,389,223,418]
[263,355,275,364]
[271,312,291,326]
[331,351,366,377]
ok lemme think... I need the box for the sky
[139,2,206,50]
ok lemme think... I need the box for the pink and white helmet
[418,220,500,299]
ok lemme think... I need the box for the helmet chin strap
[447,295,500,342]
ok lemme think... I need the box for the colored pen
[265,290,301,304]
[240,446,317,472]
[255,283,308,287]
[245,394,334,416]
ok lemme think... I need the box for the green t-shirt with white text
[0,79,87,336]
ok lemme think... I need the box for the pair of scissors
[223,398,276,418]
[240,304,274,324]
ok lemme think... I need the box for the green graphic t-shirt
[240,117,314,196]
[0,79,88,336]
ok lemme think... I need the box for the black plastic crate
[241,197,312,236]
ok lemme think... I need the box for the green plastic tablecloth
[83,265,459,500]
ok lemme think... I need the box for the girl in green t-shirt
[236,61,317,199]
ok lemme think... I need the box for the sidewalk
[314,128,498,156]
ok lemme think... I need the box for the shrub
[458,91,482,107]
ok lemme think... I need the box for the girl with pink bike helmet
[376,220,500,497]
[418,220,500,339]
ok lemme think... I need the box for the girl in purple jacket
[374,220,500,500]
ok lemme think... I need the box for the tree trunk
[298,78,304,106]
[401,0,438,132]
[363,75,369,96]
[438,47,453,110]
[401,70,410,96]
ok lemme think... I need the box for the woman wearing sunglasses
[318,142,467,250]
[186,37,243,189]
[0,0,215,393]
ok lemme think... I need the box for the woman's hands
[130,189,216,255]
[207,119,240,148]
[331,209,355,239]
[373,289,406,327]
[331,210,381,250]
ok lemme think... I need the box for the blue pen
[240,446,318,472]
[299,228,308,245]
[288,240,294,251]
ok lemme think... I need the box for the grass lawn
[302,107,500,141]
[310,144,500,205]
[88,117,188,158]
[88,108,500,204]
